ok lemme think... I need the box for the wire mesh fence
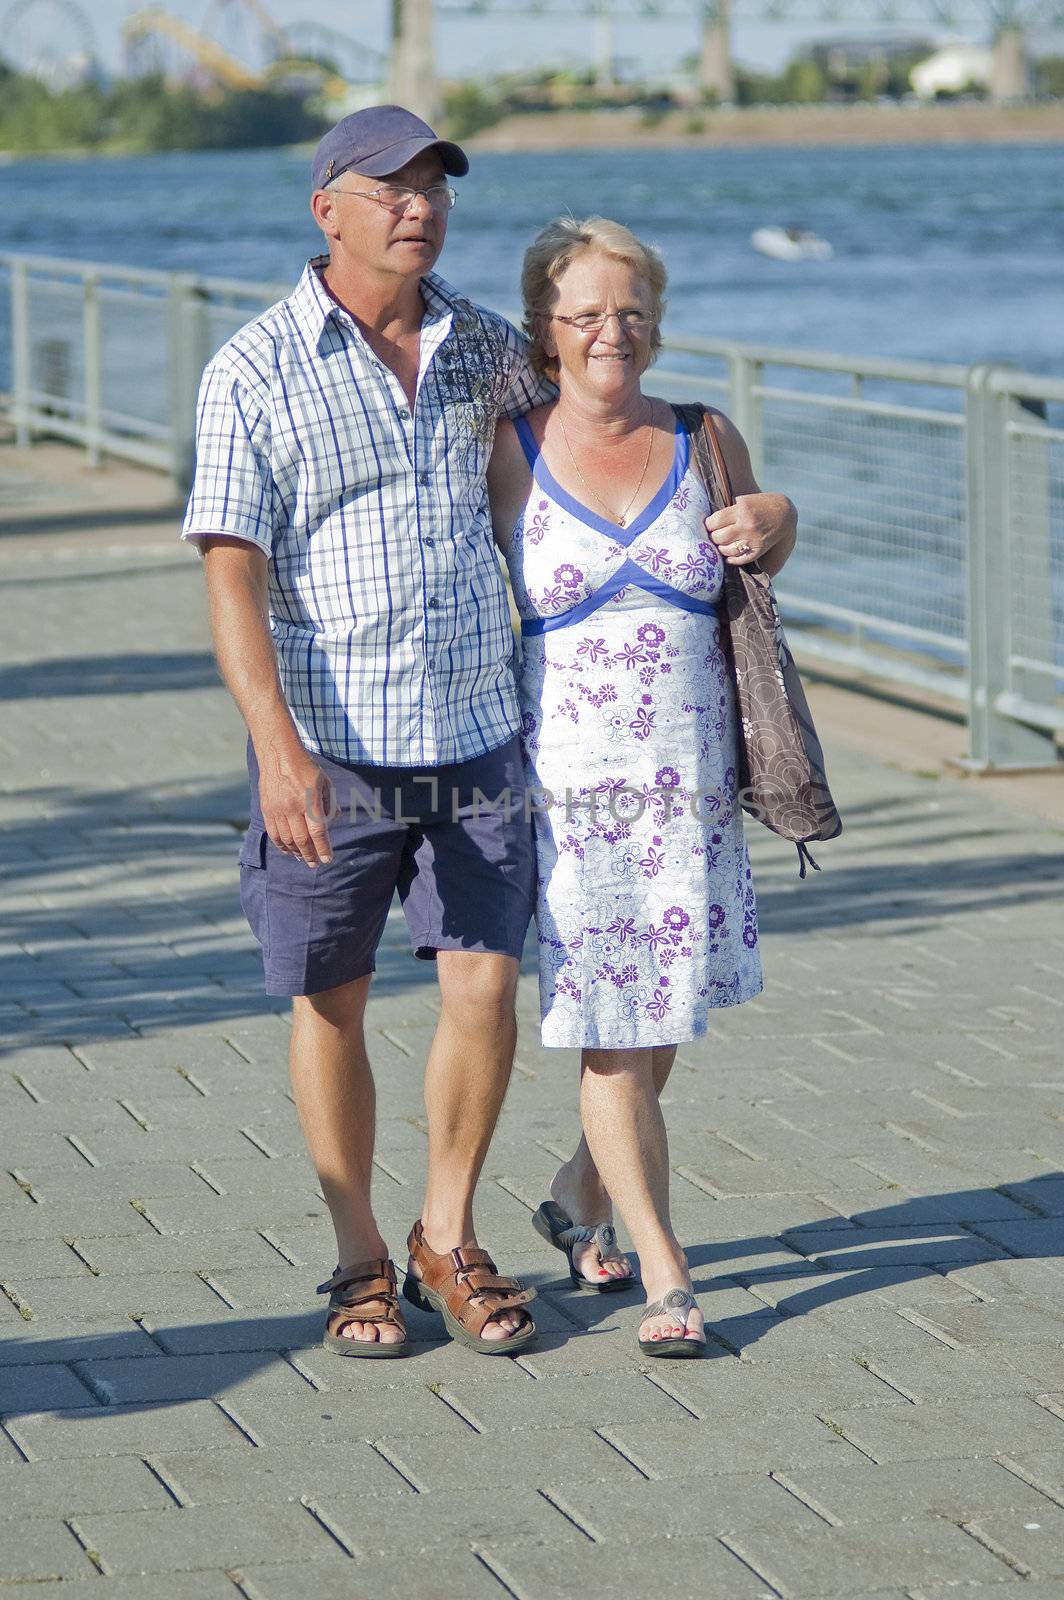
[1,251,1061,769]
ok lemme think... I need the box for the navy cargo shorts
[238,735,535,997]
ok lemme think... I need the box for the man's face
[313,151,449,279]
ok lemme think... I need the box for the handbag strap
[699,408,735,508]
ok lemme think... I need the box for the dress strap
[512,414,540,471]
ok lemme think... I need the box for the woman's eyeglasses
[552,310,652,335]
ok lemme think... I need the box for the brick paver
[3,437,1064,1597]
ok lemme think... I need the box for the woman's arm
[486,418,532,554]
[708,409,798,579]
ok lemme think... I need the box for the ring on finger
[734,541,753,557]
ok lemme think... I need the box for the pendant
[617,517,626,528]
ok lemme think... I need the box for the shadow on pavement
[4,1175,1064,1414]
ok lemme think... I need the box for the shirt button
[418,470,430,485]
[427,596,439,609]
[398,407,410,420]
[424,537,435,548]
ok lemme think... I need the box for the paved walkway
[3,436,1064,1600]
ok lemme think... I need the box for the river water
[2,140,1062,669]
[2,140,1062,372]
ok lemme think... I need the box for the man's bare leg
[407,949,526,1340]
[550,1044,678,1285]
[289,975,402,1346]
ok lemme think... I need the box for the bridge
[1,0,1052,115]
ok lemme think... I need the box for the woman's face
[543,250,656,402]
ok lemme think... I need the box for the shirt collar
[288,255,467,350]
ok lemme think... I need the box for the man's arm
[202,539,333,868]
[495,316,558,419]
[182,359,332,868]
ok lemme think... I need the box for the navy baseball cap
[311,104,469,191]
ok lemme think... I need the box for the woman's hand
[701,409,798,578]
[706,492,798,575]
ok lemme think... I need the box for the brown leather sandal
[316,1258,409,1359]
[402,1219,537,1355]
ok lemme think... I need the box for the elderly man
[182,104,797,1357]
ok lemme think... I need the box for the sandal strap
[407,1220,536,1339]
[316,1258,397,1301]
[642,1287,698,1323]
[557,1220,618,1259]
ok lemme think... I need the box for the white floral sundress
[505,410,763,1049]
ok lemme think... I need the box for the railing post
[727,346,763,479]
[83,270,103,469]
[168,274,212,496]
[11,257,32,449]
[963,363,1058,769]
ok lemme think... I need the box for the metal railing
[1,250,1061,771]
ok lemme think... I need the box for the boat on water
[751,226,833,262]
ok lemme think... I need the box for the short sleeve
[181,359,275,557]
[496,318,558,421]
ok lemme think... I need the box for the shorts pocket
[239,824,269,869]
[239,825,270,953]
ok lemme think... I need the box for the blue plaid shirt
[182,256,553,767]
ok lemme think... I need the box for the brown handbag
[675,403,843,875]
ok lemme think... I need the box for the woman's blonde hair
[521,215,668,382]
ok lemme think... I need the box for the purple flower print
[619,963,639,985]
[639,666,656,686]
[637,622,665,647]
[520,711,537,737]
[606,916,637,943]
[641,922,670,950]
[707,904,725,930]
[641,846,666,877]
[526,502,550,544]
[599,683,617,704]
[577,636,610,664]
[645,987,673,1021]
[656,766,680,788]
[665,644,680,658]
[743,926,758,949]
[635,545,672,576]
[671,483,691,511]
[663,906,690,931]
[641,693,653,706]
[629,706,656,740]
[555,563,583,589]
[614,642,648,670]
[676,551,713,585]
[536,584,564,610]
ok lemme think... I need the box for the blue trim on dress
[513,412,688,549]
[521,558,717,636]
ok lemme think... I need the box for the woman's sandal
[532,1199,634,1293]
[316,1259,410,1359]
[402,1219,537,1355]
[638,1287,706,1360]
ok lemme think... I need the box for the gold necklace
[556,398,656,529]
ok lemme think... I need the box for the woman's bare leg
[575,1045,703,1344]
[550,1045,677,1284]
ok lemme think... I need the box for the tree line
[0,66,327,154]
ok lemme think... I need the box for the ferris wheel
[1,0,98,83]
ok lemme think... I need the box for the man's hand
[257,744,335,869]
[705,492,798,572]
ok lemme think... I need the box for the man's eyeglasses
[335,183,457,214]
[552,309,652,335]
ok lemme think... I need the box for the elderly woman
[487,217,797,1356]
